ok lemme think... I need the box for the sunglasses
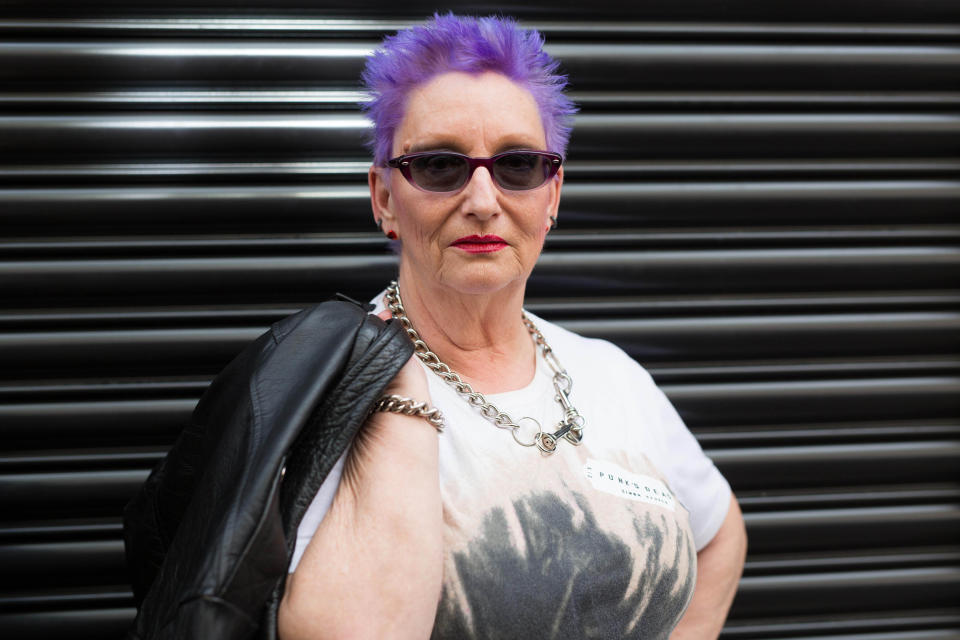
[387,150,562,193]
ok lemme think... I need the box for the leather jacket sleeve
[122,299,413,640]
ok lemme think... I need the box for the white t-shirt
[290,294,732,639]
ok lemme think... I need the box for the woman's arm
[670,493,747,640]
[277,354,443,640]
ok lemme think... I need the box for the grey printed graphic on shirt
[432,490,696,640]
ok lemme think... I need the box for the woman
[279,14,746,640]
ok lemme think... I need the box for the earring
[378,218,397,240]
[549,215,557,230]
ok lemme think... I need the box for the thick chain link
[374,394,445,431]
[384,281,584,455]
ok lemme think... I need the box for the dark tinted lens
[493,153,549,190]
[409,154,469,191]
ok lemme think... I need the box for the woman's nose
[461,166,500,219]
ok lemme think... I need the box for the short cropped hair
[361,13,577,167]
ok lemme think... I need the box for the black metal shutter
[1,2,958,638]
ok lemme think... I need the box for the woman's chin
[437,265,527,297]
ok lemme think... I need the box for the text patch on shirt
[584,458,676,512]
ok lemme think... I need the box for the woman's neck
[393,269,537,394]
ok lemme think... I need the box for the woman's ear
[368,166,397,230]
[547,165,564,223]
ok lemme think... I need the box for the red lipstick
[451,234,507,254]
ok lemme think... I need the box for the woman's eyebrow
[406,137,542,155]
[493,142,540,154]
[407,139,467,154]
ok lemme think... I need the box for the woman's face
[370,71,563,297]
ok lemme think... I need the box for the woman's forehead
[394,71,546,155]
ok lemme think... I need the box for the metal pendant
[532,378,586,454]
[535,418,584,454]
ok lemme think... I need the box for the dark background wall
[1,1,959,638]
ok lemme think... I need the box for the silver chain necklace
[385,280,584,455]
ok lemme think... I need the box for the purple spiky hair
[361,13,578,167]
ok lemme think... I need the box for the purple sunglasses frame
[386,150,563,193]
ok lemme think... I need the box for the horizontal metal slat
[1,248,957,305]
[572,91,960,110]
[0,254,396,304]
[732,567,960,617]
[0,609,957,640]
[699,422,960,447]
[0,306,301,329]
[528,292,960,318]
[552,44,960,91]
[0,511,955,582]
[1,41,957,91]
[713,441,960,489]
[0,470,147,513]
[3,18,960,41]
[0,184,369,235]
[0,89,369,109]
[0,585,130,609]
[744,548,960,576]
[3,160,959,185]
[737,484,960,510]
[563,312,960,362]
[4,486,954,541]
[566,159,960,178]
[4,181,959,235]
[745,504,960,552]
[571,92,960,112]
[0,40,373,83]
[2,291,957,328]
[4,90,960,111]
[1,113,958,160]
[532,248,960,296]
[559,180,960,227]
[0,327,260,377]
[571,113,960,159]
[663,376,960,426]
[2,540,957,589]
[721,610,960,640]
[1,374,956,429]
[3,0,960,23]
[0,113,368,161]
[0,518,121,542]
[0,540,126,587]
[2,441,956,511]
[0,607,134,640]
[5,407,957,451]
[0,160,369,183]
[1,313,956,381]
[0,571,954,636]
[7,441,959,479]
[649,360,960,385]
[7,228,960,255]
[0,398,192,442]
[0,448,165,472]
[0,379,209,403]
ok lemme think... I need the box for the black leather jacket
[122,298,412,640]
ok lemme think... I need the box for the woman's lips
[451,234,507,254]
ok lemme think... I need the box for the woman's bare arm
[278,352,443,640]
[670,493,747,640]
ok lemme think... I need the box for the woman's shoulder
[524,311,655,386]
